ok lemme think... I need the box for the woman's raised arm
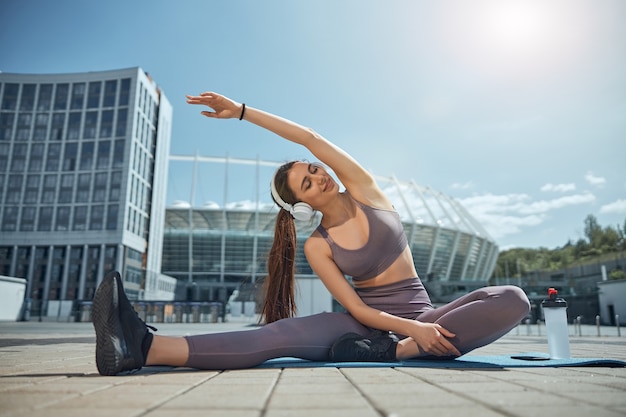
[186,92,387,205]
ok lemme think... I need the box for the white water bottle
[541,288,571,359]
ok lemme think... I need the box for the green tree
[584,214,602,246]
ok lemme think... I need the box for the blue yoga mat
[256,353,626,369]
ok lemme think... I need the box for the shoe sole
[92,271,124,376]
[329,332,362,361]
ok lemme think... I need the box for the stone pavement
[0,321,624,417]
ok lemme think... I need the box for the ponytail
[261,161,299,324]
[261,209,297,323]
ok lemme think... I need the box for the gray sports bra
[315,196,408,281]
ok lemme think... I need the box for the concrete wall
[0,276,26,321]
[597,279,626,325]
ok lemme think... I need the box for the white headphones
[270,168,314,221]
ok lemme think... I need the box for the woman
[92,92,530,376]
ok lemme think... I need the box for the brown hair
[261,161,299,323]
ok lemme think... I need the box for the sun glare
[437,0,589,83]
[484,2,549,53]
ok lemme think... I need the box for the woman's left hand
[186,92,243,119]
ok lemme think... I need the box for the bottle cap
[542,287,567,308]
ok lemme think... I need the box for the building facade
[163,155,499,316]
[0,67,175,319]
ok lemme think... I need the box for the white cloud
[450,181,474,190]
[540,183,576,193]
[458,192,596,240]
[585,171,606,187]
[517,193,596,215]
[600,199,626,214]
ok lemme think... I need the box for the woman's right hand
[410,321,461,357]
[186,92,243,119]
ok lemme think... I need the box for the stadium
[162,155,499,316]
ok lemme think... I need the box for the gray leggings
[185,281,530,370]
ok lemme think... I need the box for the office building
[0,67,175,319]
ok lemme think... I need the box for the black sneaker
[92,271,156,376]
[329,330,399,362]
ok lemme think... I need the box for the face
[286,162,337,208]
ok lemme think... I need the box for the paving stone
[0,322,624,417]
[506,404,626,417]
[265,410,380,417]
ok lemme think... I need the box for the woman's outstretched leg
[397,285,530,358]
[93,271,370,374]
[184,312,369,369]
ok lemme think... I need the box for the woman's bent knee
[500,285,531,319]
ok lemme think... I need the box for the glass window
[93,188,106,202]
[6,174,23,203]
[87,82,101,108]
[0,112,15,140]
[67,112,82,140]
[79,141,94,170]
[37,84,53,111]
[12,143,27,157]
[54,83,69,110]
[99,110,113,138]
[115,108,127,137]
[24,174,40,203]
[109,171,121,201]
[43,173,57,188]
[112,139,125,168]
[1,84,19,110]
[73,205,87,230]
[37,206,54,231]
[77,172,91,187]
[28,143,45,172]
[10,144,27,173]
[0,142,10,170]
[70,83,85,110]
[50,113,65,140]
[103,80,117,107]
[9,158,25,173]
[93,172,107,202]
[41,190,55,203]
[28,159,43,173]
[135,111,142,139]
[110,170,122,186]
[1,206,18,231]
[62,143,78,171]
[96,140,111,169]
[16,113,32,141]
[31,142,45,156]
[45,143,61,171]
[119,78,131,106]
[24,190,38,203]
[90,205,104,230]
[33,113,48,141]
[106,204,118,230]
[19,84,36,111]
[56,206,71,231]
[17,113,32,127]
[26,174,40,188]
[20,207,36,231]
[83,111,98,139]
[61,173,74,187]
[35,113,48,126]
[76,173,91,202]
[94,171,107,186]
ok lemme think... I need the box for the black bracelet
[239,103,246,120]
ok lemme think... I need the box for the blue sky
[1,0,625,249]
